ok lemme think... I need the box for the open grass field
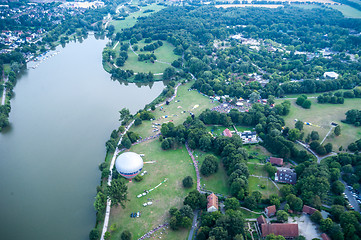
[248,176,281,198]
[131,81,217,138]
[292,4,323,9]
[247,163,268,177]
[275,97,361,152]
[206,125,229,137]
[331,5,361,18]
[245,145,271,164]
[108,139,195,240]
[193,149,230,195]
[111,4,165,33]
[120,40,177,73]
[240,208,262,219]
[216,4,284,8]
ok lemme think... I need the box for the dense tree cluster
[344,109,361,126]
[169,205,193,230]
[142,40,163,51]
[200,154,219,177]
[348,138,361,152]
[325,153,361,189]
[296,95,311,109]
[317,92,344,104]
[197,209,245,240]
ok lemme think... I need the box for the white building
[323,71,339,79]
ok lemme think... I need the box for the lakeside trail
[100,80,182,240]
[1,75,8,105]
[100,120,135,240]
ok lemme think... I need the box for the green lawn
[234,125,255,132]
[240,208,262,219]
[108,139,195,240]
[245,145,271,164]
[193,149,230,196]
[331,5,361,18]
[110,40,178,74]
[276,98,361,151]
[247,163,268,177]
[248,176,280,199]
[206,125,229,137]
[111,4,165,32]
[131,81,217,138]
[292,4,361,18]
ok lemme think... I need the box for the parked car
[137,211,140,217]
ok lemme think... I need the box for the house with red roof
[302,205,317,215]
[261,223,299,238]
[223,128,233,137]
[207,193,218,212]
[270,157,283,166]
[257,215,267,226]
[321,233,331,240]
[265,205,276,217]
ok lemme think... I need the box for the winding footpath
[185,142,201,191]
[100,120,135,240]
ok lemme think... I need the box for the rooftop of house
[261,223,299,238]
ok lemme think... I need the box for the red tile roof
[265,205,277,217]
[257,215,266,225]
[223,128,232,137]
[270,157,283,166]
[207,193,218,211]
[261,223,299,238]
[321,233,331,240]
[302,205,317,215]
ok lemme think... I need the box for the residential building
[257,215,267,225]
[269,157,283,166]
[223,128,232,138]
[265,205,276,217]
[261,223,299,238]
[275,168,297,184]
[302,205,317,215]
[207,193,218,212]
[240,131,258,144]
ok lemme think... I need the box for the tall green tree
[106,178,128,207]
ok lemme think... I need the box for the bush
[134,175,143,182]
[134,117,142,126]
[182,176,194,188]
[121,230,132,240]
[89,228,100,240]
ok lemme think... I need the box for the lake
[0,35,164,240]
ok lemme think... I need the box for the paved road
[296,140,336,163]
[188,210,199,240]
[341,180,360,213]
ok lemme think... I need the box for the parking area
[288,214,321,240]
[342,181,361,213]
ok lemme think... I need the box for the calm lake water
[0,35,164,240]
